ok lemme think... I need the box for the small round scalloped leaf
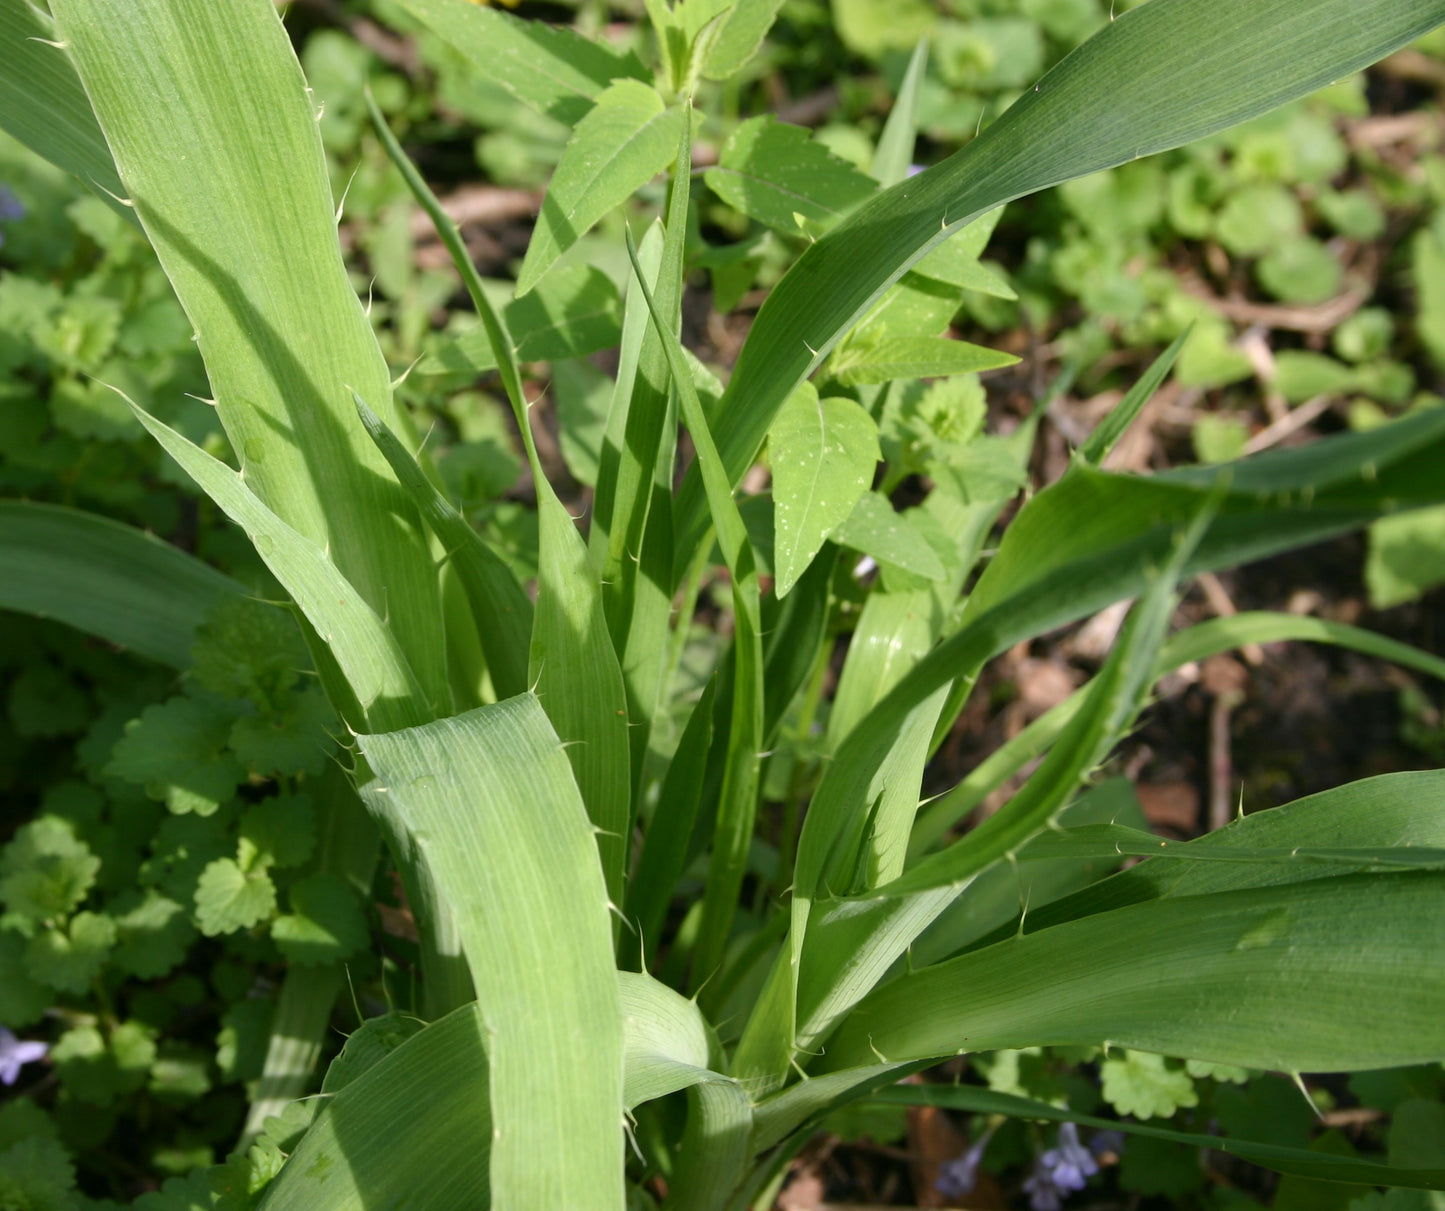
[0,1136,77,1211]
[106,694,247,818]
[0,816,99,923]
[0,931,50,1029]
[50,1021,155,1107]
[271,873,369,966]
[24,911,116,995]
[1101,1049,1200,1121]
[193,858,276,938]
[111,891,196,980]
[237,795,316,872]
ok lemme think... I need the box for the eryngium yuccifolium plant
[2,0,1445,1207]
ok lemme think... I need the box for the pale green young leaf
[871,38,928,187]
[822,873,1445,1075]
[357,697,623,1209]
[695,0,785,81]
[828,334,1017,386]
[769,383,880,597]
[0,502,243,670]
[52,0,449,713]
[518,79,683,294]
[677,0,1445,557]
[395,0,646,124]
[1102,1050,1200,1119]
[704,115,877,234]
[0,0,131,221]
[829,493,945,582]
[421,263,623,376]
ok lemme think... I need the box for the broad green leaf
[867,1084,1445,1191]
[421,263,623,376]
[258,1001,493,1211]
[769,383,880,597]
[53,0,449,713]
[394,0,647,124]
[271,874,369,966]
[828,334,1017,386]
[823,873,1445,1074]
[703,115,877,234]
[0,501,243,670]
[263,973,731,1210]
[357,697,623,1210]
[518,79,683,294]
[0,0,131,220]
[368,97,631,888]
[677,0,1445,557]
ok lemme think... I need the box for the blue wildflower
[0,186,23,222]
[0,1025,48,1085]
[1022,1122,1098,1211]
[936,1128,993,1200]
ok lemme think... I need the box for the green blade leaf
[823,873,1445,1075]
[518,80,684,294]
[697,0,785,81]
[829,493,946,583]
[703,115,877,234]
[128,403,428,734]
[0,501,243,669]
[395,0,647,125]
[357,697,624,1209]
[678,0,1445,557]
[769,383,880,597]
[1078,327,1190,464]
[421,263,623,376]
[866,1084,1445,1191]
[0,0,132,221]
[912,609,1445,855]
[355,396,534,702]
[52,0,449,712]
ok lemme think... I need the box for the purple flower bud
[1089,1129,1126,1159]
[936,1128,993,1199]
[0,187,23,222]
[1022,1123,1100,1210]
[0,1025,48,1085]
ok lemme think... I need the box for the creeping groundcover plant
[3,0,1445,1206]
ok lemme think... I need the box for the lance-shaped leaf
[51,0,449,713]
[704,115,877,234]
[676,0,1445,559]
[395,0,646,125]
[827,334,1017,386]
[519,79,684,294]
[0,0,130,220]
[769,383,879,597]
[357,697,624,1210]
[0,501,242,669]
[696,0,785,81]
[821,872,1445,1075]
